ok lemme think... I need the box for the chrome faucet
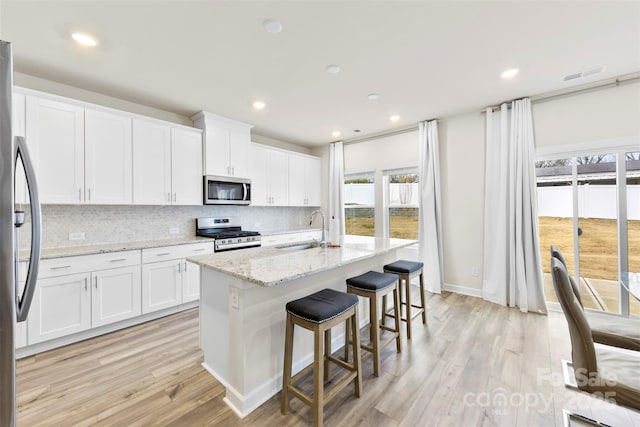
[309,210,327,248]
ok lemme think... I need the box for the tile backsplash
[29,205,318,249]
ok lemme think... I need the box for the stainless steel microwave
[204,175,251,205]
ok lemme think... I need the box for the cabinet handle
[178,262,182,273]
[88,188,91,202]
[173,193,177,202]
[51,265,72,270]
[184,261,188,272]
[232,167,235,175]
[156,252,171,256]
[193,248,206,252]
[94,276,98,289]
[79,188,81,201]
[167,192,171,202]
[110,258,127,263]
[84,278,88,291]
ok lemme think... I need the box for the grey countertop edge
[187,240,415,287]
[32,236,214,260]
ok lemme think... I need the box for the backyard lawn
[346,214,640,315]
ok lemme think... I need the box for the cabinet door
[91,265,141,327]
[204,128,230,176]
[141,260,182,314]
[182,260,200,303]
[288,153,306,206]
[85,109,133,204]
[132,119,172,205]
[171,128,203,205]
[229,128,250,177]
[248,144,269,205]
[305,156,322,206]
[13,93,28,205]
[26,96,84,204]
[28,272,91,344]
[15,261,28,349]
[268,150,289,205]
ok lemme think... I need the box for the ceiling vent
[563,66,605,82]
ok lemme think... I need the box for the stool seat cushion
[286,288,358,324]
[346,271,397,291]
[384,260,424,274]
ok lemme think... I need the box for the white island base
[194,237,414,418]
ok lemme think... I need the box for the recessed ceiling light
[262,19,283,34]
[501,68,519,79]
[353,129,361,133]
[252,100,266,110]
[367,93,380,100]
[71,32,98,47]
[331,130,341,138]
[326,64,341,74]
[389,115,400,122]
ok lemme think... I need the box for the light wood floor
[17,291,640,426]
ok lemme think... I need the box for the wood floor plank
[16,294,640,426]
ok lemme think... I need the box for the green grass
[345,215,419,239]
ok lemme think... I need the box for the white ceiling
[2,1,639,147]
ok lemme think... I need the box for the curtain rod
[485,72,640,112]
[342,72,640,145]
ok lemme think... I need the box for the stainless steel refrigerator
[0,39,42,426]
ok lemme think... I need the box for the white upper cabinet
[13,92,27,205]
[288,152,322,206]
[132,120,202,206]
[85,109,133,204]
[132,119,172,204]
[26,96,84,204]
[170,127,203,205]
[249,144,288,206]
[192,111,253,178]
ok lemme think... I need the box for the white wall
[439,112,486,291]
[342,80,640,295]
[533,81,640,147]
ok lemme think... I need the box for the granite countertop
[24,236,214,260]
[187,235,417,287]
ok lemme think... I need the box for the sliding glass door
[536,149,638,317]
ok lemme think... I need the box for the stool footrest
[326,355,352,371]
[325,371,358,403]
[287,385,312,407]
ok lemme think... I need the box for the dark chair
[551,257,640,410]
[550,246,640,352]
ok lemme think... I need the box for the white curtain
[483,98,547,313]
[328,141,345,242]
[418,120,443,294]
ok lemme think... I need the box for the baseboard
[442,282,483,298]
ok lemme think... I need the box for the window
[344,173,375,236]
[536,150,639,318]
[386,170,419,239]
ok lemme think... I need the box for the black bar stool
[383,260,426,339]
[345,271,401,377]
[281,288,362,427]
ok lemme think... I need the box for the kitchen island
[187,235,417,418]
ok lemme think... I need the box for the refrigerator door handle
[15,136,41,322]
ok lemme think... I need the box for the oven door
[204,175,251,205]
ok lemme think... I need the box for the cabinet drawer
[40,250,140,278]
[142,242,214,263]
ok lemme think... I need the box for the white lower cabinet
[142,260,182,314]
[92,265,142,327]
[28,272,92,344]
[142,242,214,313]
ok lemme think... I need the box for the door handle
[15,136,42,322]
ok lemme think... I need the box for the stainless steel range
[196,217,261,252]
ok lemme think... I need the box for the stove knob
[237,238,242,243]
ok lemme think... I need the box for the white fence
[346,183,640,220]
[538,185,640,220]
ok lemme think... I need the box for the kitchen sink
[276,241,318,251]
